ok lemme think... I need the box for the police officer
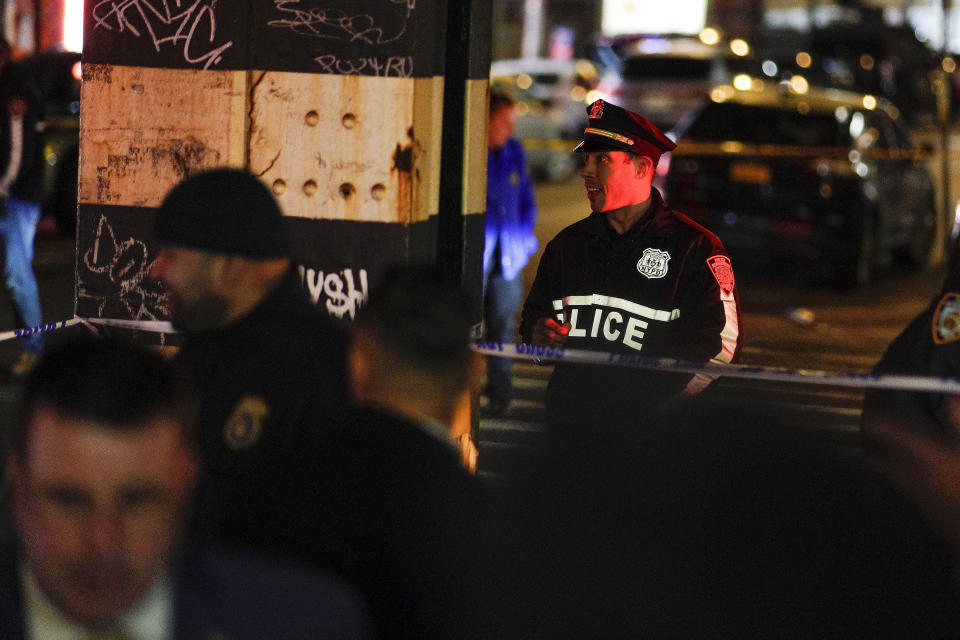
[520,100,742,432]
[150,168,351,563]
[861,265,960,438]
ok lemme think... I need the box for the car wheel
[545,152,576,182]
[896,195,936,268]
[836,216,875,290]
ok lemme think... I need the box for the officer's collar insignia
[707,255,735,297]
[637,248,670,279]
[589,99,604,120]
[224,396,269,451]
[933,293,960,344]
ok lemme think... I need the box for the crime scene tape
[472,342,960,394]
[0,318,83,343]
[84,318,177,334]
[0,317,176,344]
[6,317,960,395]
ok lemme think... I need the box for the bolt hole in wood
[303,179,318,196]
[305,110,319,127]
[371,183,386,201]
[272,179,286,196]
[340,183,355,199]
[342,113,357,129]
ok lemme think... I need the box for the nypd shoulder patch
[707,255,735,296]
[933,293,960,344]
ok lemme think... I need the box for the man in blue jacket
[483,90,538,416]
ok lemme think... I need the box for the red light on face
[72,61,82,82]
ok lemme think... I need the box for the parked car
[15,51,81,236]
[662,80,936,288]
[491,57,602,181]
[754,22,940,127]
[594,33,761,131]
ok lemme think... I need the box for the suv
[491,57,602,181]
[595,34,759,130]
[663,80,936,288]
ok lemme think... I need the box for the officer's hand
[530,317,571,347]
[456,433,478,475]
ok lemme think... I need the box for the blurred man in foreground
[2,337,369,638]
[150,167,351,562]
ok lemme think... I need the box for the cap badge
[589,100,604,120]
[637,248,670,279]
[707,255,735,297]
[933,293,960,344]
[223,395,269,451]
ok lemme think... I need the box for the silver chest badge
[637,248,671,279]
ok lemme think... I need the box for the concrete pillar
[77,1,488,330]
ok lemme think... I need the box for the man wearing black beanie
[150,167,352,564]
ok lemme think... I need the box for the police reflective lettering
[564,303,651,352]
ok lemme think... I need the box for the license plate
[729,162,771,184]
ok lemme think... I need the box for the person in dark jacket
[520,99,742,433]
[861,265,960,440]
[149,168,352,564]
[0,37,45,374]
[2,336,370,639]
[483,90,538,416]
[310,265,512,640]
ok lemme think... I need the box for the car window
[621,57,712,81]
[682,103,846,147]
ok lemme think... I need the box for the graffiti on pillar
[267,1,415,45]
[298,265,369,320]
[77,214,168,321]
[90,0,235,70]
[313,54,413,78]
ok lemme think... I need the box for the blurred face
[579,150,651,212]
[10,407,196,628]
[150,246,229,332]
[488,104,517,150]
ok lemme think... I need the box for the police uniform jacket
[520,188,742,423]
[175,270,351,562]
[862,266,960,436]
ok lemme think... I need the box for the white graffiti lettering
[91,0,234,70]
[314,54,413,77]
[78,215,167,321]
[298,265,369,320]
[268,0,413,45]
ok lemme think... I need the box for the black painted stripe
[75,203,483,322]
[83,0,447,78]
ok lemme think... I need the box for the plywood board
[249,71,420,223]
[78,64,248,208]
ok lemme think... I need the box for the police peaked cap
[574,99,677,165]
[154,168,291,258]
